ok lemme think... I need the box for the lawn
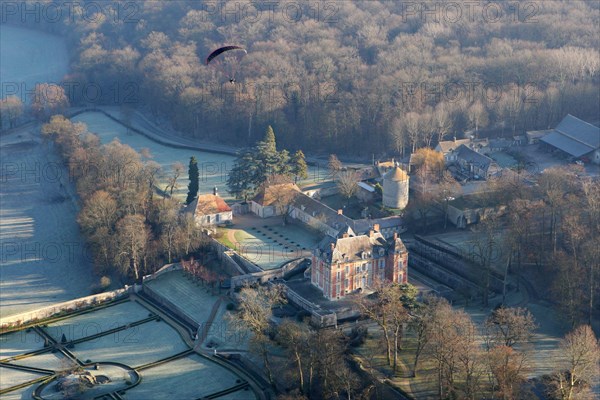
[71,319,189,368]
[219,221,320,270]
[0,330,45,359]
[0,128,95,317]
[71,111,329,202]
[45,300,152,342]
[144,270,222,326]
[123,354,251,400]
[7,351,65,371]
[0,25,68,101]
[0,367,45,391]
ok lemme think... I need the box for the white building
[187,191,232,226]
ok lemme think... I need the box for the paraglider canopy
[206,46,247,83]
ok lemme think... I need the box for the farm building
[539,114,600,164]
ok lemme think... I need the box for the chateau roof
[315,229,406,264]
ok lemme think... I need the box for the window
[355,265,360,274]
[337,271,341,281]
[344,278,349,288]
[345,266,349,274]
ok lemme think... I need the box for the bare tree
[277,320,310,394]
[484,307,537,349]
[487,345,530,400]
[467,101,488,138]
[164,162,185,197]
[336,170,360,206]
[328,154,343,180]
[231,283,286,386]
[425,297,480,399]
[0,96,23,128]
[114,214,150,281]
[551,325,600,400]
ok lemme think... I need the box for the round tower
[382,165,409,209]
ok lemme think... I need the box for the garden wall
[0,288,130,330]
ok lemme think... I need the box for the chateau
[310,225,408,300]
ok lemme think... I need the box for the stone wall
[0,288,130,330]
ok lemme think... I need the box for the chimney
[393,232,398,241]
[337,209,343,215]
[453,136,456,143]
[330,243,335,252]
[213,186,218,196]
[369,229,374,238]
[373,223,380,232]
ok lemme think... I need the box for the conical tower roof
[383,166,408,181]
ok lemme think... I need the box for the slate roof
[540,114,600,157]
[455,144,494,170]
[436,138,471,154]
[315,229,407,264]
[357,181,375,192]
[293,192,353,230]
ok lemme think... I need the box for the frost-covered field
[0,25,68,101]
[7,351,65,371]
[0,300,255,399]
[124,354,248,400]
[144,270,220,326]
[0,329,44,358]
[0,366,42,390]
[72,111,328,201]
[45,300,151,342]
[72,111,235,201]
[71,319,189,367]
[0,25,94,317]
[0,129,95,317]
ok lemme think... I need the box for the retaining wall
[0,288,129,330]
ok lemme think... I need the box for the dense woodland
[7,0,600,156]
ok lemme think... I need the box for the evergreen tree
[227,127,295,199]
[227,151,255,201]
[291,150,308,182]
[186,156,199,205]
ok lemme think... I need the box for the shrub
[100,276,111,289]
[296,310,310,322]
[348,325,368,347]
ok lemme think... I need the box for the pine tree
[186,156,199,205]
[227,151,255,201]
[291,150,308,182]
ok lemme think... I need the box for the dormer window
[378,248,385,257]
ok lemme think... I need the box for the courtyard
[216,214,321,270]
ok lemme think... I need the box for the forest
[5,0,599,156]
